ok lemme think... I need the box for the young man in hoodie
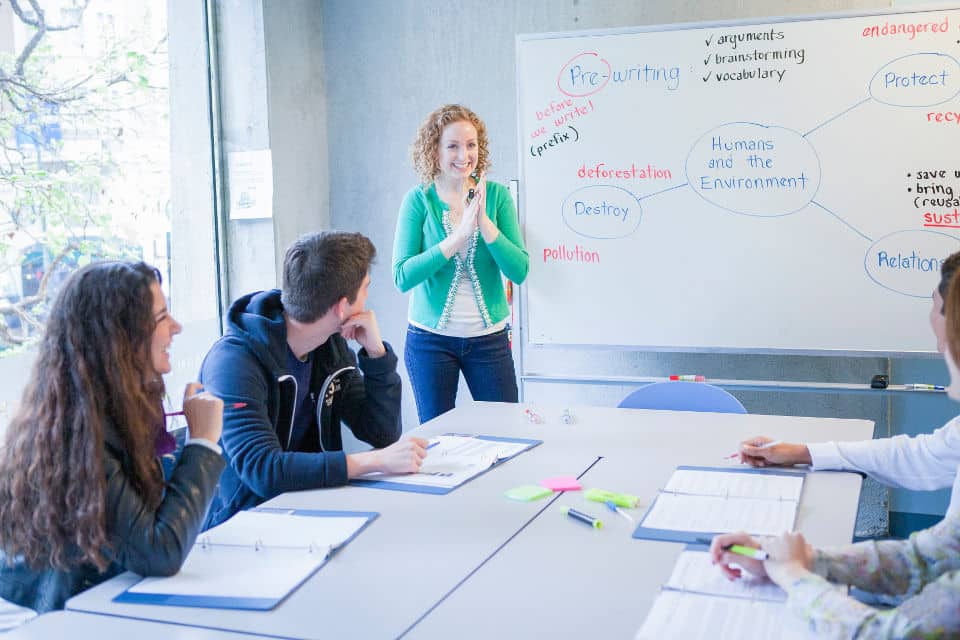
[200,231,427,528]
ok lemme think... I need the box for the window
[0,0,221,433]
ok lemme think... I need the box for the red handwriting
[577,162,672,180]
[924,210,960,228]
[553,99,595,127]
[862,16,948,39]
[927,112,960,124]
[543,244,600,264]
[535,98,574,121]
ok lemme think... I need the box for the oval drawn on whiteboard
[869,52,960,107]
[557,52,611,98]
[685,121,821,217]
[561,185,642,239]
[864,229,960,298]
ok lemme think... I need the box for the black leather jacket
[0,432,224,613]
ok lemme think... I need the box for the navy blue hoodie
[199,289,402,529]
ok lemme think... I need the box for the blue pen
[605,500,635,523]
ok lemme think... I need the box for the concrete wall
[215,0,276,300]
[313,0,955,523]
[214,0,330,301]
[263,2,330,266]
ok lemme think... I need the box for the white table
[6,610,282,639]
[67,402,873,639]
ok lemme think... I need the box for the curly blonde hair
[411,104,490,185]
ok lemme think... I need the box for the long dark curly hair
[411,104,490,185]
[0,260,165,571]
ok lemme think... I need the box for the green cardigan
[392,180,528,330]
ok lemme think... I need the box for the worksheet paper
[125,511,369,600]
[359,435,530,489]
[665,550,785,603]
[641,493,798,536]
[664,469,804,501]
[635,591,807,640]
[640,468,803,536]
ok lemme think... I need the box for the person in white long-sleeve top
[738,250,960,515]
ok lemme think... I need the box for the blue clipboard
[113,509,378,611]
[350,434,542,495]
[632,465,806,544]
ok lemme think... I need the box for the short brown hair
[410,104,490,185]
[281,231,375,323]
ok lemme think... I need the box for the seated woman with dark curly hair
[0,261,225,624]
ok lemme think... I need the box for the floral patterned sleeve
[783,514,960,638]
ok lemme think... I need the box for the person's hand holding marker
[710,532,769,580]
[180,382,224,444]
[710,531,816,587]
[737,436,812,467]
[439,174,482,259]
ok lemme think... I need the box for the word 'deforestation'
[577,163,672,181]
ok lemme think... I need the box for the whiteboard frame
[515,3,959,358]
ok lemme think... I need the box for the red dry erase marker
[669,375,705,382]
[165,402,247,417]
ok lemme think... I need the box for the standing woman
[394,104,529,424]
[0,261,225,620]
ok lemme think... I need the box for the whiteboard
[517,7,960,355]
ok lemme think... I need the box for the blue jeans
[404,325,518,424]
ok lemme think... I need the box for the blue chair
[618,381,746,414]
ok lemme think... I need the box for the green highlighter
[584,488,639,509]
[726,544,769,560]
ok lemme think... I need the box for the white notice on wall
[228,149,273,219]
